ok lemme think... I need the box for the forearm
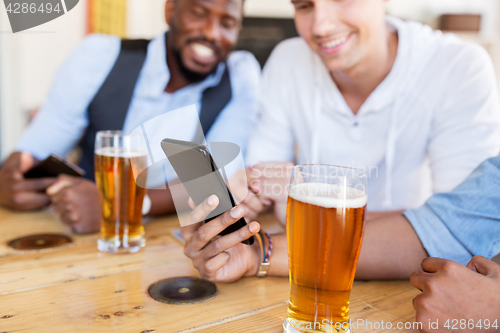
[365,210,404,222]
[148,177,194,216]
[355,214,428,280]
[267,233,289,277]
[148,187,176,216]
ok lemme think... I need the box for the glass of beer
[284,165,367,333]
[95,131,148,254]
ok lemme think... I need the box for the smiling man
[0,0,260,234]
[240,0,500,221]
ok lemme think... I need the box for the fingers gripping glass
[161,139,254,246]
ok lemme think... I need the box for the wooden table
[0,208,420,332]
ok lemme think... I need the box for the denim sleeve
[403,154,500,265]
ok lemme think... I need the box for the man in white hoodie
[240,0,500,221]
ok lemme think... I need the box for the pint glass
[284,165,367,333]
[95,131,148,254]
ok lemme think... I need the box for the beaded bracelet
[257,231,273,277]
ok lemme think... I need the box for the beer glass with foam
[95,131,148,254]
[284,165,367,333]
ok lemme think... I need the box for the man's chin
[184,59,218,75]
[322,56,358,73]
[176,52,219,83]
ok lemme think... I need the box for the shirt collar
[135,31,226,99]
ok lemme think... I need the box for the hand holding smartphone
[161,139,254,245]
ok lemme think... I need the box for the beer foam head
[95,147,147,158]
[289,183,367,208]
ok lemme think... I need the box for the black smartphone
[24,154,85,179]
[161,138,254,245]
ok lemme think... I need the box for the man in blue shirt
[0,0,260,233]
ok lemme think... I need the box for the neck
[331,25,398,114]
[165,35,191,93]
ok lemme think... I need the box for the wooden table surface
[0,208,420,333]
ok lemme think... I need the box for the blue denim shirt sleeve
[404,154,500,265]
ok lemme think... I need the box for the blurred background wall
[1,0,500,159]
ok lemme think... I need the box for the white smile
[191,43,215,58]
[321,35,348,49]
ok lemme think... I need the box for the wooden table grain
[0,208,420,333]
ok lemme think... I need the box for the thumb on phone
[19,152,36,174]
[46,176,73,196]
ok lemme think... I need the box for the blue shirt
[404,154,500,265]
[17,33,261,177]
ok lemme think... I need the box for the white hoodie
[246,16,500,212]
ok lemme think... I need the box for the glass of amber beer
[284,165,367,333]
[95,131,148,254]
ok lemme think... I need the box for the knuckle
[238,226,249,239]
[212,239,223,254]
[441,261,457,273]
[219,214,230,227]
[73,224,84,234]
[471,255,483,263]
[204,261,216,274]
[11,182,22,192]
[197,229,210,243]
[10,194,24,209]
[180,229,189,241]
[418,296,433,313]
[423,277,437,291]
[183,246,192,258]
[69,211,79,223]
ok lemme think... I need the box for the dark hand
[47,175,101,234]
[181,195,261,282]
[0,152,56,210]
[411,256,500,332]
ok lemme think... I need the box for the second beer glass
[95,131,148,254]
[284,165,367,333]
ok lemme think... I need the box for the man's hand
[229,162,293,224]
[247,162,293,224]
[229,168,269,221]
[181,195,261,282]
[247,162,293,203]
[47,175,101,234]
[411,256,500,332]
[0,152,56,210]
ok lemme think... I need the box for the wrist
[255,231,273,277]
[249,239,262,276]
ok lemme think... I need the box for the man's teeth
[323,36,348,48]
[191,43,215,58]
